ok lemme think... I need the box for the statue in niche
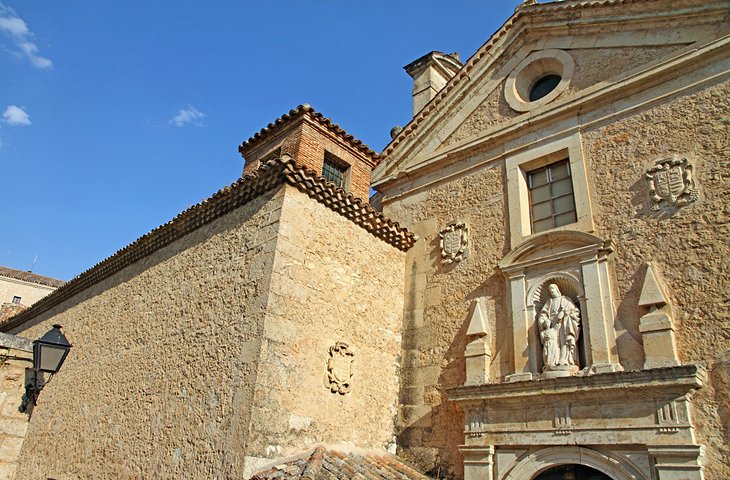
[538,284,581,372]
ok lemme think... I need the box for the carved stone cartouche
[326,342,354,395]
[645,156,698,210]
[439,223,468,264]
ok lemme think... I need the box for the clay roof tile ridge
[300,446,326,480]
[238,104,381,163]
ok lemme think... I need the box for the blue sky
[0,1,517,281]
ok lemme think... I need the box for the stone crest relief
[326,342,354,395]
[439,223,468,264]
[645,156,698,210]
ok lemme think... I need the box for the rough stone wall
[442,83,518,149]
[443,45,687,150]
[10,188,284,479]
[242,185,406,475]
[565,45,686,94]
[382,165,508,479]
[0,342,32,480]
[0,279,55,307]
[582,79,730,479]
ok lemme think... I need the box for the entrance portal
[534,464,612,480]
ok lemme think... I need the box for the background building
[0,266,64,308]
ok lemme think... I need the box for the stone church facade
[373,1,729,479]
[0,1,727,479]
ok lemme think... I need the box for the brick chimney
[404,51,462,116]
[238,105,381,201]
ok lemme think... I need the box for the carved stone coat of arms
[645,156,698,210]
[326,342,354,395]
[439,223,468,264]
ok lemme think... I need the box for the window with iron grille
[260,147,281,165]
[527,160,577,233]
[12,296,21,304]
[322,152,348,189]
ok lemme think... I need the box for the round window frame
[504,49,574,112]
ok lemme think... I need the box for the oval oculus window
[529,74,562,102]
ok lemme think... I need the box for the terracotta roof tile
[0,303,28,324]
[1,156,415,332]
[0,266,65,288]
[251,446,432,480]
[239,104,382,165]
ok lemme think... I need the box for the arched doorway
[502,446,648,480]
[534,464,612,480]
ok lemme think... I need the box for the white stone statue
[538,284,581,373]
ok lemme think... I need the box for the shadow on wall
[613,263,646,372]
[709,349,730,452]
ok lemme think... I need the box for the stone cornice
[448,364,706,404]
[0,331,33,352]
[1,157,415,333]
[375,34,730,194]
[378,0,728,169]
[498,231,614,274]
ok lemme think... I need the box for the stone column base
[460,445,494,480]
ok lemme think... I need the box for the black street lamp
[21,324,72,412]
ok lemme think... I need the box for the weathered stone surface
[584,79,730,478]
[376,3,729,478]
[11,189,284,479]
[0,343,32,480]
[8,183,406,480]
[243,186,404,474]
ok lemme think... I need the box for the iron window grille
[322,152,348,189]
[527,160,577,233]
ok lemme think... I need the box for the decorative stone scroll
[326,342,354,395]
[439,223,468,264]
[645,156,698,210]
[465,409,486,438]
[553,405,572,435]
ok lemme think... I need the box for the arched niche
[502,446,649,480]
[498,230,622,381]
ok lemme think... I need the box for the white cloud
[3,105,31,126]
[0,3,52,69]
[169,106,206,127]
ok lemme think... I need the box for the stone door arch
[502,447,648,480]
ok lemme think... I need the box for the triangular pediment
[373,0,728,188]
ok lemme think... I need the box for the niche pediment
[498,231,612,273]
